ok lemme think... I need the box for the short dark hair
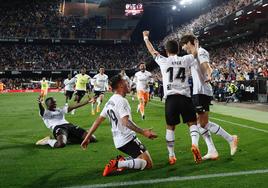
[165,40,179,54]
[99,65,105,69]
[110,74,123,91]
[180,34,197,46]
[45,97,53,107]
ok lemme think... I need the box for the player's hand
[190,39,199,57]
[205,75,212,83]
[143,128,157,140]
[81,138,90,150]
[88,97,96,104]
[143,31,150,37]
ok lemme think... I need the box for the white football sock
[205,121,233,143]
[198,124,217,153]
[97,98,101,106]
[189,125,200,146]
[91,103,95,111]
[47,139,57,147]
[118,159,147,170]
[166,129,175,157]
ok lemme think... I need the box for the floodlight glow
[172,5,177,10]
[180,0,192,5]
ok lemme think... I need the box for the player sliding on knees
[143,30,202,164]
[81,74,157,176]
[36,96,97,148]
[180,34,238,159]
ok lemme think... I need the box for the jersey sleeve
[182,54,195,67]
[154,54,168,65]
[62,104,68,114]
[100,105,107,118]
[133,73,138,84]
[118,99,131,118]
[198,49,209,64]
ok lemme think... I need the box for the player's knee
[146,159,153,169]
[54,142,66,148]
[199,118,208,127]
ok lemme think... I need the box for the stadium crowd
[163,0,256,43]
[0,44,143,71]
[0,0,105,39]
[210,36,268,81]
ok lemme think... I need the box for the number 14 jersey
[154,54,195,98]
[100,94,136,148]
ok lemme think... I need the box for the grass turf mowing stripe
[210,117,268,134]
[66,169,268,188]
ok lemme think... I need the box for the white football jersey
[154,54,195,98]
[134,71,152,92]
[191,47,213,96]
[100,94,136,148]
[121,73,131,85]
[64,78,76,91]
[41,105,69,131]
[92,73,109,92]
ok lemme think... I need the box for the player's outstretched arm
[37,96,45,116]
[122,116,157,139]
[143,31,159,57]
[31,80,40,83]
[67,97,95,112]
[81,116,105,149]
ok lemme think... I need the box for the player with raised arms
[143,30,202,164]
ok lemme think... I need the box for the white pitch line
[210,117,268,134]
[67,169,268,188]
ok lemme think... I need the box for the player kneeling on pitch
[81,74,157,176]
[36,96,97,148]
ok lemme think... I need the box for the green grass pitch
[0,92,268,188]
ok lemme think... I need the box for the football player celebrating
[91,66,109,115]
[143,30,202,164]
[81,74,157,176]
[31,77,56,102]
[180,34,238,159]
[36,96,97,148]
[133,63,153,120]
[63,74,76,104]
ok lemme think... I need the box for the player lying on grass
[36,96,97,148]
[81,74,157,176]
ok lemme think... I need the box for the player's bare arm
[67,97,95,112]
[37,96,45,116]
[201,62,213,82]
[81,116,105,149]
[122,115,157,139]
[143,31,159,57]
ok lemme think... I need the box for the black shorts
[94,90,105,98]
[65,90,74,100]
[192,94,212,113]
[165,94,197,126]
[118,137,147,158]
[53,123,86,144]
[75,90,86,98]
